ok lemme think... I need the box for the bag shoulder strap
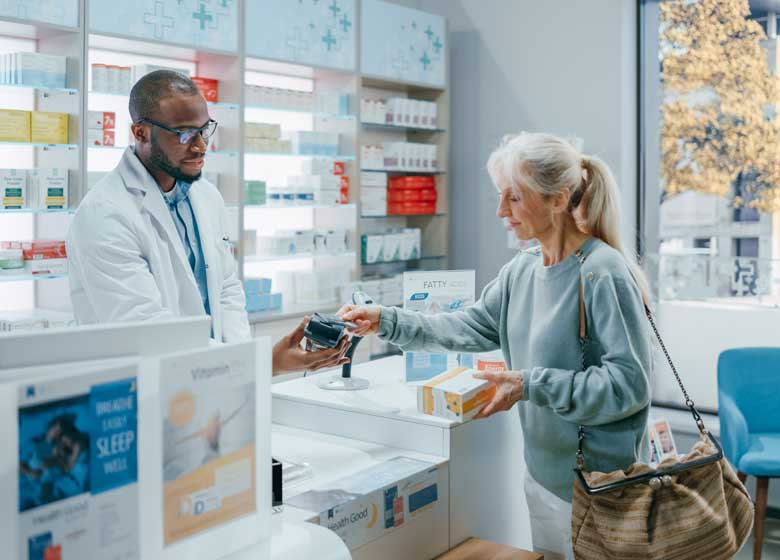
[572,244,709,469]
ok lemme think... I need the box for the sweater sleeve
[520,272,652,426]
[377,264,508,354]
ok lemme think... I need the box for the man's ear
[131,123,148,144]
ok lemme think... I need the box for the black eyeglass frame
[136,117,218,145]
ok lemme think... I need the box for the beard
[148,131,202,184]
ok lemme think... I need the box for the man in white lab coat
[67,70,349,374]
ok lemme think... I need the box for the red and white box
[1,240,68,275]
[388,201,436,215]
[191,77,219,102]
[87,111,116,130]
[388,176,436,190]
[388,188,437,203]
[88,128,115,146]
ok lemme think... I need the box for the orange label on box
[192,77,219,102]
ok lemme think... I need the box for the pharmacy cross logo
[286,27,310,59]
[419,51,431,71]
[339,13,352,33]
[329,0,340,18]
[192,2,213,31]
[216,0,232,8]
[425,25,434,41]
[144,1,175,40]
[322,28,337,51]
[433,36,443,54]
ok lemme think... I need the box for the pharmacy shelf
[360,168,445,175]
[0,208,76,214]
[0,142,78,150]
[0,273,68,283]
[244,104,355,120]
[245,151,356,160]
[88,146,240,158]
[361,254,447,266]
[245,251,356,264]
[0,83,78,94]
[245,204,356,211]
[361,122,445,133]
[89,90,239,111]
[247,300,342,324]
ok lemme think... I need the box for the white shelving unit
[0,0,449,337]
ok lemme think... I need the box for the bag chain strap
[573,248,708,471]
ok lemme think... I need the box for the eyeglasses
[136,117,218,145]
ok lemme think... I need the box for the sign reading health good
[246,0,356,71]
[89,0,238,53]
[1,0,78,28]
[361,0,446,87]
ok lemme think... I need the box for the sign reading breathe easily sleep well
[245,0,356,71]
[89,0,239,53]
[361,0,446,87]
[1,0,78,28]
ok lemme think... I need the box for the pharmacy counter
[224,518,350,560]
[272,424,450,560]
[272,357,533,551]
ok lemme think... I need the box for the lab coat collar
[116,148,198,294]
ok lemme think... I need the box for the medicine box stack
[276,268,351,306]
[87,110,115,146]
[191,76,218,102]
[360,97,438,129]
[0,110,68,144]
[382,142,437,171]
[245,85,350,116]
[361,228,421,264]
[388,176,437,215]
[361,171,388,216]
[0,309,75,332]
[417,367,497,423]
[244,122,290,153]
[339,273,404,307]
[1,52,67,89]
[253,228,348,257]
[1,168,69,210]
[243,277,282,314]
[283,130,340,156]
[0,240,67,275]
[91,64,132,95]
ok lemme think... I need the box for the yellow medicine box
[417,366,497,423]
[31,111,69,144]
[0,109,31,143]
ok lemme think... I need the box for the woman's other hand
[338,304,382,337]
[473,371,524,418]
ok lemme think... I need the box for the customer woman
[339,132,653,560]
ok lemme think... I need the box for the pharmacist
[67,70,349,374]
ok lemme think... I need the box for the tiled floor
[735,517,780,559]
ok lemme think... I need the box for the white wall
[386,0,639,289]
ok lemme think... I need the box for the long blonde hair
[486,132,650,306]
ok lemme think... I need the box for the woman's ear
[549,189,571,214]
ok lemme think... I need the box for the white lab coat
[66,147,250,342]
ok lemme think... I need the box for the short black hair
[129,69,201,122]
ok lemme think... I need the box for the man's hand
[272,316,351,375]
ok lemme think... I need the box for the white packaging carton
[1,168,27,210]
[361,234,384,264]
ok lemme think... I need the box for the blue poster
[246,0,356,71]
[89,0,238,53]
[0,0,78,28]
[361,0,446,87]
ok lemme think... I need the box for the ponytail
[579,156,651,307]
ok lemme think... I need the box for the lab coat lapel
[116,148,195,286]
[188,182,222,338]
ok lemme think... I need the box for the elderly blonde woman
[340,132,652,560]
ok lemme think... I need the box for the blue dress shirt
[163,181,210,316]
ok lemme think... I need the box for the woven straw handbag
[570,249,754,560]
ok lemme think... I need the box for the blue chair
[718,348,780,560]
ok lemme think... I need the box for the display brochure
[159,346,257,546]
[403,270,476,382]
[15,364,139,560]
[648,417,678,465]
[286,456,440,550]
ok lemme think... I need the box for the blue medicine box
[246,292,282,313]
[244,277,272,295]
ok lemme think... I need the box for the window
[641,0,780,305]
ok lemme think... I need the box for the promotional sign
[89,0,239,53]
[361,0,446,87]
[159,346,256,546]
[403,270,475,382]
[1,0,78,28]
[16,366,139,560]
[246,0,356,71]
